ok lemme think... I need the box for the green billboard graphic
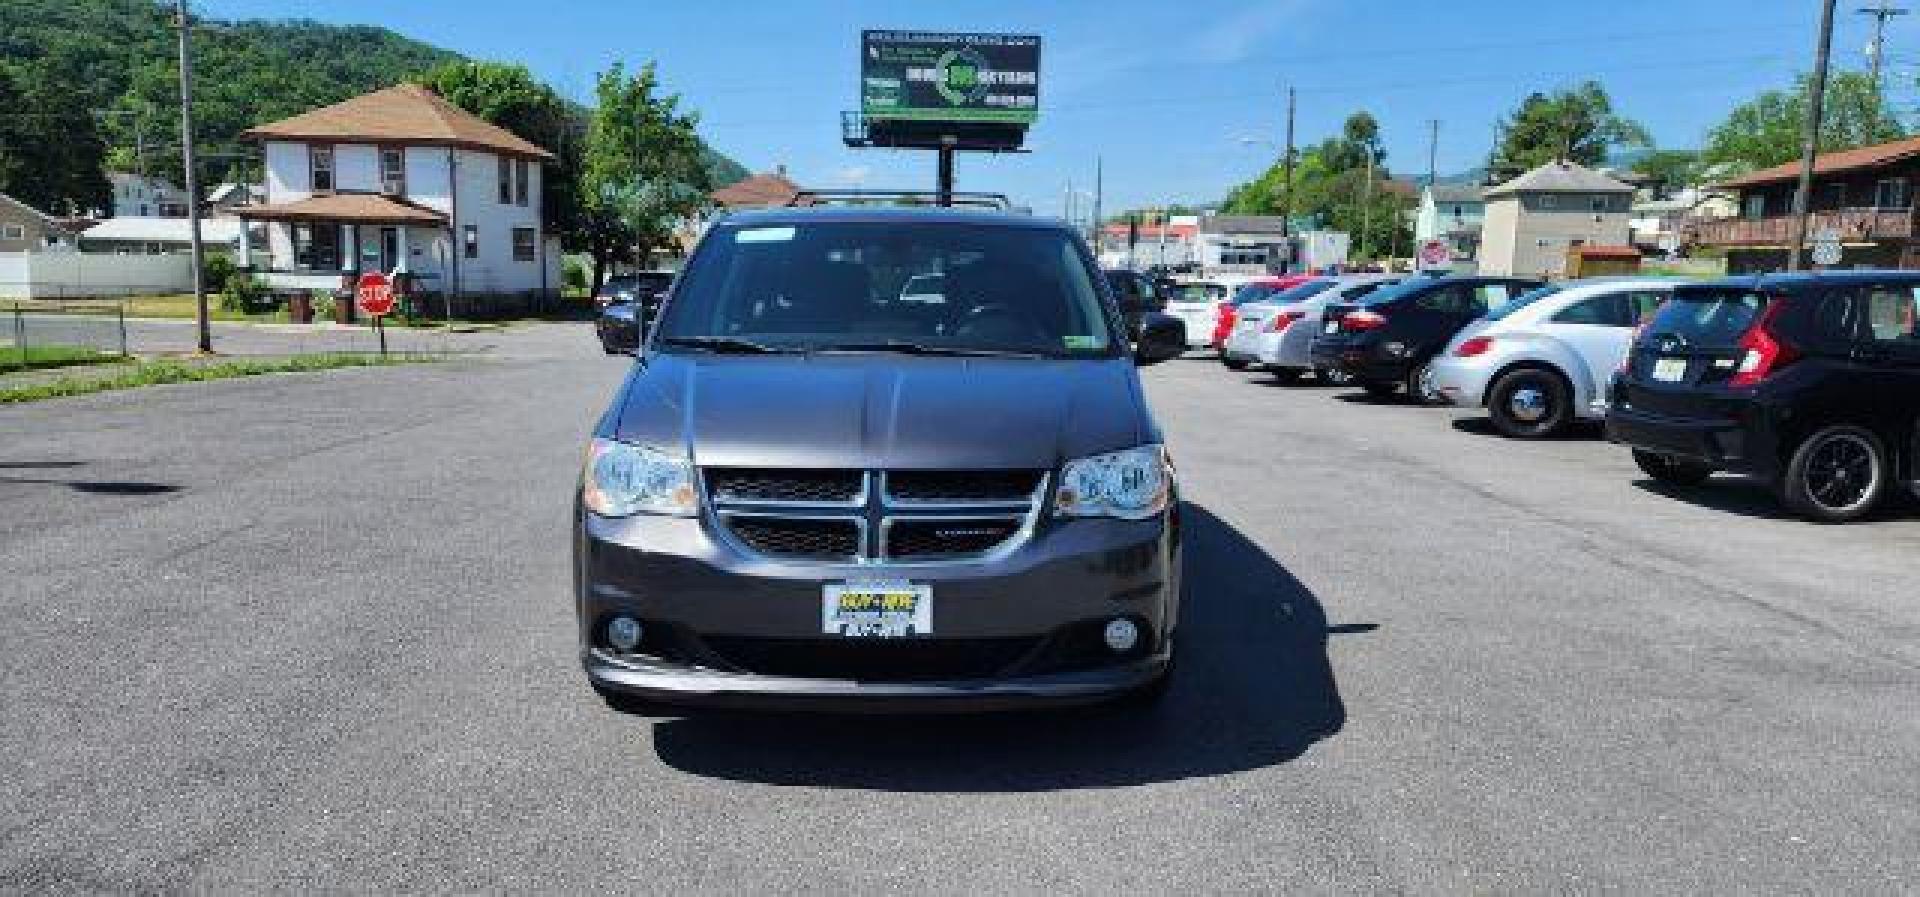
[861,31,1041,124]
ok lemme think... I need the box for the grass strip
[0,353,441,404]
[0,344,129,374]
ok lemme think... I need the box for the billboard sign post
[852,31,1041,206]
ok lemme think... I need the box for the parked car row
[1201,269,1920,523]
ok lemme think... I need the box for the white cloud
[1190,0,1312,63]
[832,165,872,186]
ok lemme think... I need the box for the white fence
[0,251,195,299]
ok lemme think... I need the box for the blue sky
[195,0,1919,216]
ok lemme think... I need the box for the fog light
[607,616,643,652]
[1103,618,1140,653]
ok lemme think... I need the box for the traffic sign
[1810,229,1843,267]
[1418,239,1451,269]
[356,271,395,317]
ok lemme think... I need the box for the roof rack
[787,189,1015,211]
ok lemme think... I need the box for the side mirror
[1134,313,1186,366]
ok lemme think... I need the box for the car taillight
[1268,311,1303,333]
[1454,336,1494,357]
[1342,309,1386,331]
[1728,301,1797,388]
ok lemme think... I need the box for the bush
[203,253,236,290]
[562,256,589,293]
[308,290,336,321]
[218,272,272,314]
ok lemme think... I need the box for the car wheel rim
[1805,433,1877,512]
[1415,365,1439,402]
[1508,385,1549,423]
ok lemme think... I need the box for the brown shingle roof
[711,172,800,208]
[235,193,449,226]
[1716,135,1920,189]
[241,83,554,162]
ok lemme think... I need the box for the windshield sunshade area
[1644,289,1768,346]
[655,221,1114,357]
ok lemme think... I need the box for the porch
[235,194,450,296]
[1685,208,1916,247]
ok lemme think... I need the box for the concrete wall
[1480,195,1633,278]
[0,251,194,298]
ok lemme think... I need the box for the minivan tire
[1633,449,1714,487]
[1781,425,1889,523]
[1488,368,1572,438]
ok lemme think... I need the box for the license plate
[1324,320,1340,334]
[822,581,931,638]
[1652,357,1687,382]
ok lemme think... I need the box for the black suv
[1312,275,1543,400]
[1607,271,1920,522]
[576,207,1189,712]
[1104,268,1168,345]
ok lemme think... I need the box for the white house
[236,83,559,309]
[1413,184,1485,261]
[110,172,190,218]
[1478,161,1636,278]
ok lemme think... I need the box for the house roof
[0,191,65,229]
[79,216,244,244]
[1199,215,1291,235]
[1484,160,1635,198]
[234,193,449,226]
[240,83,555,162]
[1714,134,1920,189]
[108,172,182,191]
[711,171,802,208]
[1426,184,1485,204]
[207,183,264,204]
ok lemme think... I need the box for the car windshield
[1231,283,1280,305]
[1485,283,1567,321]
[1356,276,1453,306]
[1169,283,1228,303]
[1642,289,1768,347]
[654,220,1114,357]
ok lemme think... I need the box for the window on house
[463,224,479,259]
[514,159,529,206]
[1822,182,1847,211]
[1538,195,1559,210]
[1875,178,1911,210]
[2,224,25,241]
[380,147,406,195]
[1743,194,1767,220]
[1590,196,1609,212]
[512,227,537,261]
[293,223,341,270]
[310,145,334,193]
[498,157,512,204]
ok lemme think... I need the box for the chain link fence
[3,301,130,370]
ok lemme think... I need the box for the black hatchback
[1312,275,1543,401]
[1607,271,1920,522]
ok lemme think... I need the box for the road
[2,325,1915,891]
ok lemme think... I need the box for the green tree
[1220,109,1414,262]
[1633,149,1703,199]
[1487,82,1649,181]
[0,63,111,215]
[416,61,585,242]
[1702,72,1904,175]
[580,61,711,289]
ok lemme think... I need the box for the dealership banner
[861,31,1041,124]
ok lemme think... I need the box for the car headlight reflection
[1054,445,1171,520]
[582,438,696,517]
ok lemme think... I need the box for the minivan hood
[610,353,1150,469]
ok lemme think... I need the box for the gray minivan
[574,206,1186,712]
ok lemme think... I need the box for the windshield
[655,221,1114,356]
[1642,289,1768,347]
[1485,283,1567,322]
[1355,276,1453,306]
[1169,283,1228,303]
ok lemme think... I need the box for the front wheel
[1404,360,1443,405]
[1488,368,1572,438]
[1633,449,1715,487]
[1780,425,1889,523]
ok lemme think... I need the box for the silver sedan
[1227,275,1404,382]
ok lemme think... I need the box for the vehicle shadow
[1631,478,1915,523]
[1449,417,1604,441]
[647,503,1354,791]
[0,475,179,495]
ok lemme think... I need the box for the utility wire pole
[1281,87,1297,230]
[1091,156,1103,249]
[1426,119,1440,189]
[1860,0,1908,129]
[1790,0,1840,272]
[175,0,212,353]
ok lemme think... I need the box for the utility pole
[1426,119,1441,189]
[1860,0,1908,130]
[1091,156,1104,248]
[175,0,211,353]
[1790,0,1840,272]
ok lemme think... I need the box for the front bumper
[576,506,1179,711]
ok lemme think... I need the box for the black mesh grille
[886,470,1042,502]
[701,636,1040,681]
[886,518,1022,559]
[724,517,860,559]
[707,469,862,504]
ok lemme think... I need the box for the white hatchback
[1163,279,1231,349]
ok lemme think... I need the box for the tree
[579,61,711,290]
[416,61,585,243]
[1702,72,1905,175]
[0,62,111,215]
[1220,109,1415,261]
[1487,82,1649,180]
[1633,150,1703,199]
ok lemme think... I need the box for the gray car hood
[609,353,1152,469]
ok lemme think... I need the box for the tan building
[1477,161,1635,278]
[0,192,75,252]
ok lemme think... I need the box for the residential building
[110,172,190,218]
[205,182,265,217]
[234,83,558,306]
[78,217,249,255]
[711,167,803,210]
[1685,134,1920,272]
[1413,184,1486,261]
[1478,161,1635,278]
[1,192,76,252]
[1096,218,1200,269]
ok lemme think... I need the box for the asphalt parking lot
[2,325,1915,891]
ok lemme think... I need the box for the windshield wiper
[812,340,1052,359]
[659,336,793,354]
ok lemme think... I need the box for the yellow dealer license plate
[822,581,932,638]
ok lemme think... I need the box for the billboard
[861,31,1040,125]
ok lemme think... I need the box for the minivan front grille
[704,468,1046,564]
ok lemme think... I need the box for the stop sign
[1418,239,1451,269]
[356,271,395,317]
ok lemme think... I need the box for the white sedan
[1226,275,1404,382]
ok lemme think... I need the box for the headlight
[582,438,696,517]
[1054,445,1171,520]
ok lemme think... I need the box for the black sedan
[1312,275,1543,401]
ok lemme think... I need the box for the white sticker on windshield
[735,226,795,244]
